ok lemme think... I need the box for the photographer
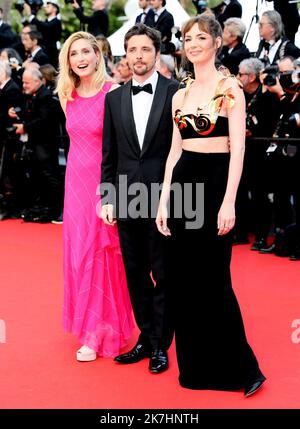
[259,57,300,260]
[235,58,281,248]
[0,60,24,219]
[23,1,62,68]
[71,0,109,37]
[0,48,23,88]
[8,68,62,222]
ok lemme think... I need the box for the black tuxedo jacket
[101,74,178,218]
[255,38,300,65]
[152,9,174,45]
[0,78,23,141]
[135,8,155,26]
[219,41,250,75]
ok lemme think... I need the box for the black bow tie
[263,41,270,52]
[131,83,153,95]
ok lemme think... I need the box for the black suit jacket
[218,0,242,27]
[23,85,60,162]
[0,78,23,141]
[219,41,250,75]
[101,74,178,218]
[74,8,109,36]
[0,22,15,49]
[31,17,62,66]
[31,48,50,66]
[135,8,155,26]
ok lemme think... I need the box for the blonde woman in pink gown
[57,32,134,361]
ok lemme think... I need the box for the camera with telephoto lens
[263,66,300,88]
[15,0,44,15]
[263,65,279,86]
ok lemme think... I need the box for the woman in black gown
[156,13,266,397]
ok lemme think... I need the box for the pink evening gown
[63,81,134,357]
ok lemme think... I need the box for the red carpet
[0,220,299,409]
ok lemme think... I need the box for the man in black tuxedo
[101,24,178,374]
[135,0,155,26]
[266,0,300,44]
[255,10,300,66]
[149,0,174,54]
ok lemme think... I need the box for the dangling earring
[95,61,99,71]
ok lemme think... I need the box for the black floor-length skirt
[167,150,266,391]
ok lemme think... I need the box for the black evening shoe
[259,243,276,254]
[244,376,266,397]
[149,349,168,374]
[250,239,267,251]
[114,343,151,364]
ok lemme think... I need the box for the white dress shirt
[259,39,282,65]
[154,6,165,23]
[131,71,158,149]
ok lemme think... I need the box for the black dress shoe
[149,349,168,374]
[244,377,266,397]
[290,251,300,261]
[250,239,267,251]
[259,243,276,254]
[114,343,151,364]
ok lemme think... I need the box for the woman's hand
[217,201,235,236]
[101,204,116,226]
[156,204,171,236]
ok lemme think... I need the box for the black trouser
[32,144,63,215]
[117,218,174,350]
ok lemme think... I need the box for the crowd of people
[1,0,300,398]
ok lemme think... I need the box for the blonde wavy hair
[57,31,107,101]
